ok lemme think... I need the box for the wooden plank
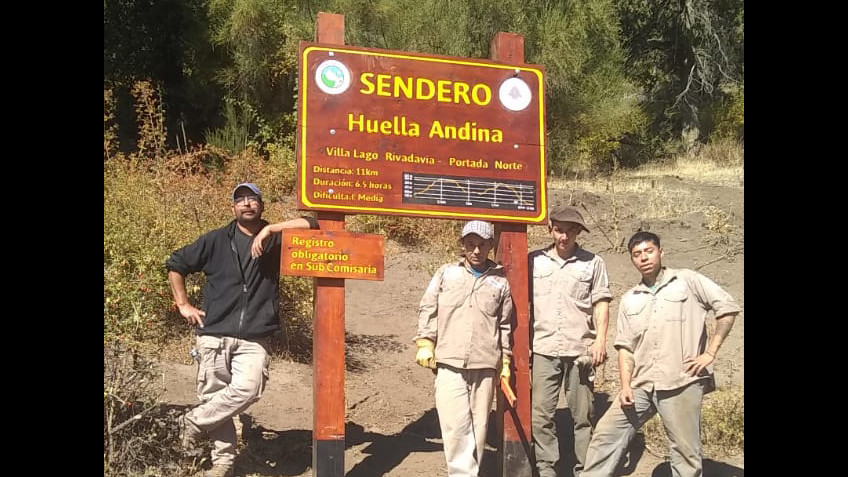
[492,31,535,477]
[282,229,384,281]
[311,12,346,477]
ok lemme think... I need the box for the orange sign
[282,229,384,281]
[297,42,547,224]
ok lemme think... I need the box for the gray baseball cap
[461,220,494,240]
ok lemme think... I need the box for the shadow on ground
[236,409,444,476]
[647,459,744,477]
[345,408,443,476]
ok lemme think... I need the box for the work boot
[203,463,234,477]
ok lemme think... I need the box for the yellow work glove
[501,355,511,380]
[415,339,436,368]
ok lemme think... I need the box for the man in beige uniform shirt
[582,231,740,477]
[413,220,514,477]
[530,205,612,477]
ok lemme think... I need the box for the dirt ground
[159,171,744,477]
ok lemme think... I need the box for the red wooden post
[492,32,534,477]
[312,13,346,477]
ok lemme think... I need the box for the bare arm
[168,270,205,328]
[684,312,738,376]
[707,313,737,356]
[251,217,318,258]
[618,348,635,406]
[589,298,610,366]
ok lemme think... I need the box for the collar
[458,258,501,275]
[634,267,677,293]
[227,218,268,238]
[542,243,584,265]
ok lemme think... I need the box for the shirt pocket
[479,290,502,316]
[622,298,650,335]
[476,277,506,317]
[532,267,554,297]
[660,289,688,321]
[566,265,594,307]
[439,282,467,309]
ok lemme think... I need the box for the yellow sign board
[282,229,384,281]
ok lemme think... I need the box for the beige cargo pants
[184,335,270,466]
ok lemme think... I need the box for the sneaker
[203,463,234,477]
[177,414,203,455]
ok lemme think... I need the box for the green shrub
[203,100,255,155]
[131,80,168,159]
[104,88,119,160]
[712,82,744,141]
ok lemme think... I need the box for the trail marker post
[297,13,545,476]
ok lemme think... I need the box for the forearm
[705,313,737,357]
[593,299,610,346]
[618,349,634,388]
[265,216,317,233]
[168,270,190,306]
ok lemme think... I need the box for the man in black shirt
[166,182,317,477]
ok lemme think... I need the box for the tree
[617,0,744,149]
[104,0,226,150]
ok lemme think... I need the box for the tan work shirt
[614,267,741,393]
[414,259,514,370]
[530,245,612,357]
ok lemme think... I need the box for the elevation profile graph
[403,172,537,211]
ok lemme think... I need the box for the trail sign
[282,229,384,281]
[297,42,547,224]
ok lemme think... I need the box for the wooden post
[492,32,534,477]
[312,13,346,477]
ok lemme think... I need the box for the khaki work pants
[185,335,270,466]
[531,353,595,477]
[434,365,496,477]
[582,381,705,477]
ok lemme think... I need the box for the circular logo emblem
[315,60,351,95]
[498,77,532,112]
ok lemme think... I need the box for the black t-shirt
[233,227,256,274]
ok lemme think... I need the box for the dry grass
[548,140,743,231]
[635,161,744,188]
[702,206,735,247]
[631,139,744,187]
[551,176,707,223]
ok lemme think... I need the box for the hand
[177,303,205,328]
[588,341,607,367]
[683,352,714,376]
[619,386,635,407]
[501,355,511,380]
[415,339,436,368]
[251,226,272,258]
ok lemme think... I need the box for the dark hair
[627,231,661,252]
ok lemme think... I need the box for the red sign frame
[297,42,547,224]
